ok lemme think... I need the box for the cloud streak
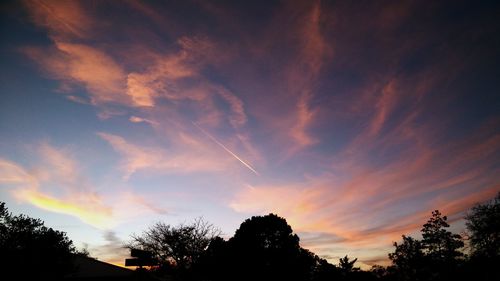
[97,132,233,179]
[192,122,259,176]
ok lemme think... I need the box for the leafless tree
[128,217,221,269]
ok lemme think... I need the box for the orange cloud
[230,116,500,265]
[24,0,92,40]
[230,178,497,266]
[290,92,318,147]
[23,42,129,106]
[287,1,330,149]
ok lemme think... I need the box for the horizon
[0,0,499,269]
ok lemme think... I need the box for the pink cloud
[97,132,231,179]
[129,115,156,125]
[217,86,247,128]
[229,113,500,264]
[368,79,399,136]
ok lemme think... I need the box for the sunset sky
[1,0,499,268]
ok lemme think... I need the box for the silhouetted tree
[225,213,318,281]
[465,192,500,258]
[312,258,342,281]
[339,255,373,281]
[421,210,464,280]
[128,217,220,279]
[387,210,465,281]
[339,255,360,274]
[461,193,500,281]
[421,210,464,263]
[370,265,394,281]
[194,236,230,280]
[388,235,427,281]
[0,202,76,280]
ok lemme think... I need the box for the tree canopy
[128,217,220,272]
[421,210,464,264]
[0,202,76,280]
[226,213,318,281]
[466,192,500,258]
[389,235,426,281]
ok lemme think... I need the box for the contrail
[192,122,259,175]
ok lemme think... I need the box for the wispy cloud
[230,115,500,264]
[23,42,128,107]
[90,231,129,267]
[13,0,500,269]
[24,0,92,40]
[129,115,157,125]
[24,1,251,148]
[97,132,230,179]
[0,154,113,228]
[287,1,330,150]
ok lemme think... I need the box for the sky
[0,0,499,268]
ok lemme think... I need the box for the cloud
[0,160,36,185]
[37,143,79,184]
[14,188,113,228]
[17,0,500,268]
[90,231,129,267]
[287,1,330,149]
[97,132,229,179]
[290,93,318,147]
[230,180,498,264]
[126,74,156,107]
[229,117,500,264]
[121,39,248,129]
[129,115,157,125]
[24,0,92,40]
[23,42,129,106]
[0,143,167,229]
[55,42,127,104]
[217,86,247,128]
[123,47,196,108]
[0,156,113,228]
[24,5,249,130]
[368,80,399,137]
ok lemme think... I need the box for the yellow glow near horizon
[17,189,113,229]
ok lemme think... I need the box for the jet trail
[192,122,259,175]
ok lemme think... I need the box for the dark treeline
[1,192,499,281]
[128,193,500,281]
